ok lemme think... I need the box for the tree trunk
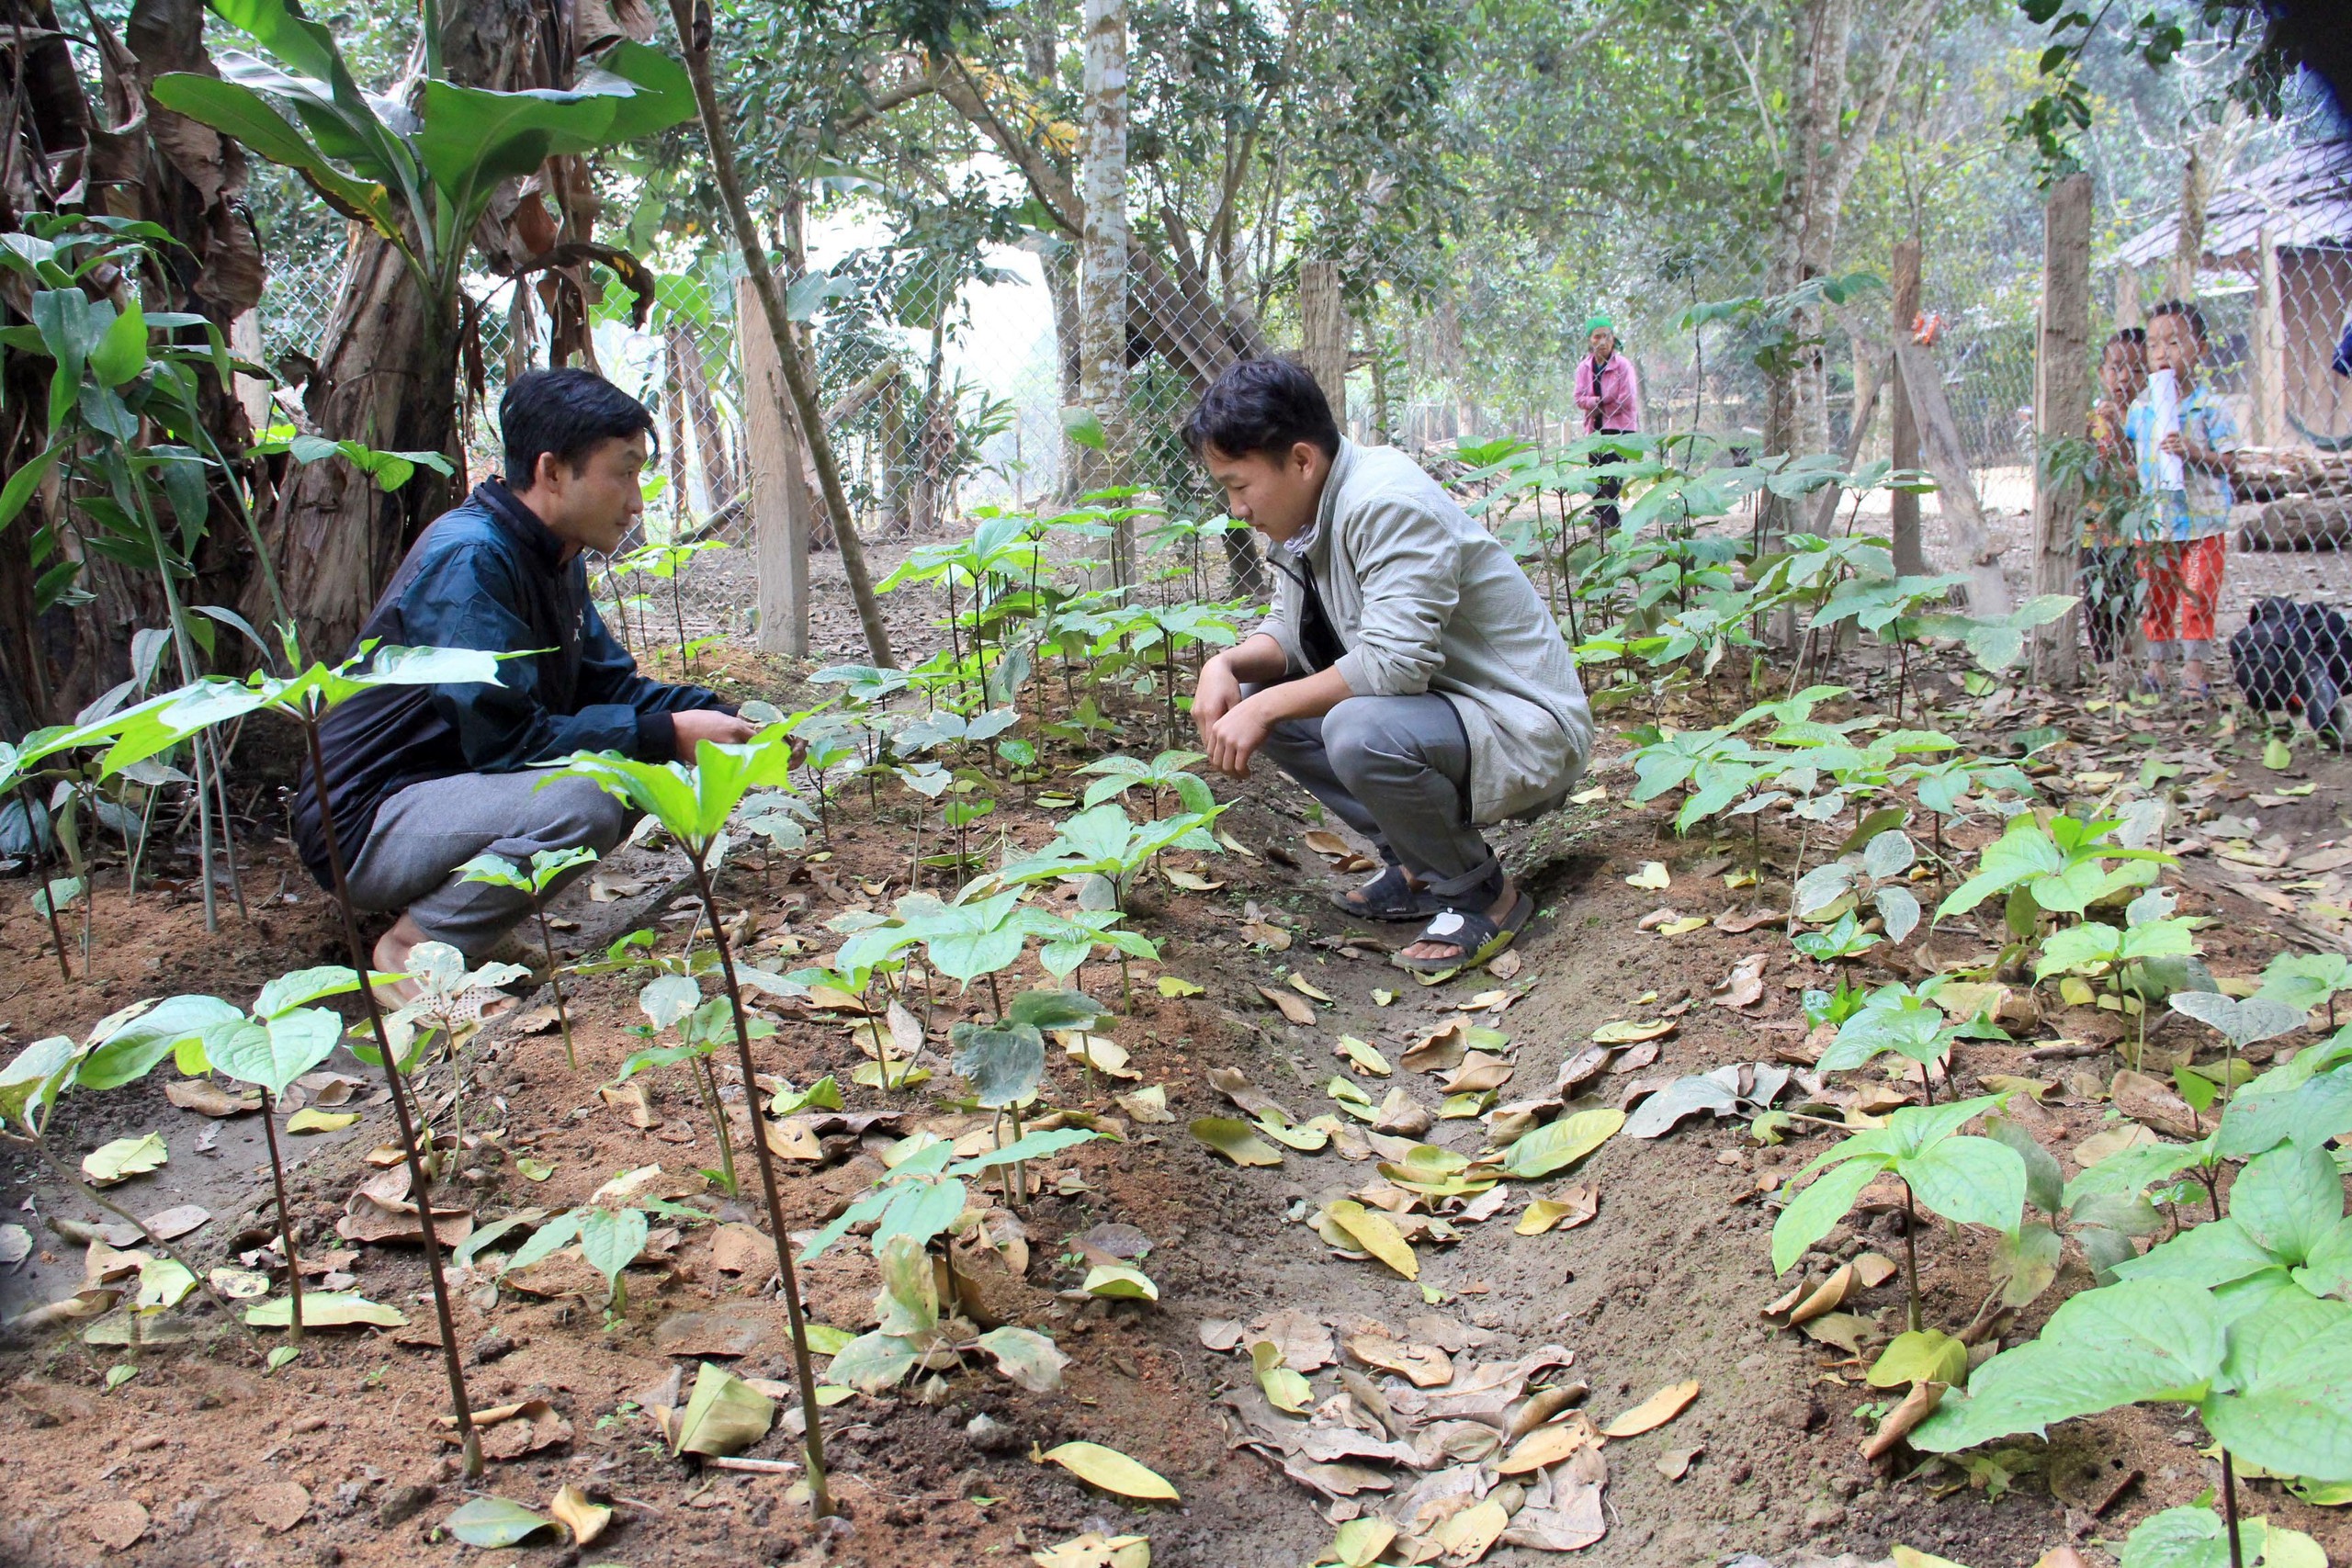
[2032,172,2092,685]
[246,0,569,664]
[2170,145,2207,305]
[1078,0,1131,581]
[1889,237,1927,574]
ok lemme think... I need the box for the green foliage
[1771,1094,2025,1277]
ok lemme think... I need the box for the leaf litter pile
[11,590,2352,1568]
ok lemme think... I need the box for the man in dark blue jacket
[291,368,748,987]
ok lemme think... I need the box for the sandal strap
[1413,904,1500,953]
[1422,852,1503,903]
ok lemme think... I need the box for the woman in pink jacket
[1575,315,1641,528]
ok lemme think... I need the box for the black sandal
[1392,890,1534,975]
[1329,862,1445,923]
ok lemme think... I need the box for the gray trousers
[1253,689,1499,900]
[344,773,629,960]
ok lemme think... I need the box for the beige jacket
[1256,439,1592,823]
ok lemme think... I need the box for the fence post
[1888,239,1927,576]
[2114,262,2143,330]
[1301,260,1349,428]
[740,276,808,660]
[2254,227,2285,446]
[1078,0,1132,581]
[2033,172,2093,686]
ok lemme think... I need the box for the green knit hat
[1584,314,1615,336]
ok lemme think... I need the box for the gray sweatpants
[1253,689,1500,901]
[344,773,630,960]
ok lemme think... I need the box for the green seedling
[1771,1092,2026,1331]
[556,731,832,1513]
[997,800,1224,916]
[458,847,598,1068]
[1938,810,2172,925]
[1077,750,1216,819]
[1795,826,1924,947]
[623,975,754,1194]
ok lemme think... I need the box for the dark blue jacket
[290,480,727,886]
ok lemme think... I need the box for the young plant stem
[532,901,577,1071]
[2222,1450,2245,1568]
[1901,1181,1924,1334]
[688,1054,740,1196]
[259,1089,305,1343]
[297,716,480,1475]
[17,782,71,982]
[205,734,249,919]
[687,851,832,1517]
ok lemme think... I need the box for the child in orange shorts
[2122,300,2241,703]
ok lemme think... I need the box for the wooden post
[740,277,808,659]
[2254,227,2286,446]
[1888,239,1927,575]
[1301,259,1349,428]
[2114,262,2143,330]
[2033,172,2093,686]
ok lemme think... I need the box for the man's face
[2147,313,2202,381]
[531,434,648,557]
[1589,328,1615,362]
[1203,441,1328,544]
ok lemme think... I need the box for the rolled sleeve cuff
[1334,646,1431,698]
[634,710,677,761]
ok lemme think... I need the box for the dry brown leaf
[1290,974,1336,1004]
[1852,1252,1900,1289]
[1496,1422,1591,1474]
[710,1223,769,1275]
[1860,1379,1944,1461]
[141,1204,209,1242]
[1400,1018,1472,1074]
[1713,908,1787,934]
[600,1082,659,1129]
[2110,1068,2200,1140]
[1516,1184,1599,1235]
[363,1144,407,1168]
[164,1078,258,1117]
[82,1501,148,1551]
[1656,1444,1703,1481]
[548,1483,611,1546]
[1258,985,1317,1026]
[1372,1089,1433,1137]
[1609,1042,1659,1073]
[1302,829,1353,858]
[1442,1052,1515,1094]
[1710,955,1768,1010]
[1346,1333,1453,1388]
[245,1482,309,1533]
[1255,1308,1336,1372]
[1487,950,1523,981]
[1555,1045,1612,1096]
[1600,1380,1699,1438]
[1786,1263,1856,1326]
[1242,921,1294,952]
[1197,1318,1247,1352]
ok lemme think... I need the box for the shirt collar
[474,479,569,572]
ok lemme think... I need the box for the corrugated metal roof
[2115,137,2352,268]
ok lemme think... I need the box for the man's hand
[673,708,757,760]
[1193,653,1243,738]
[1204,695,1272,780]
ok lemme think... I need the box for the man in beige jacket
[1183,358,1593,973]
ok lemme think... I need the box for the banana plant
[151,0,691,367]
[458,847,599,1069]
[1771,1092,2027,1331]
[555,732,832,1504]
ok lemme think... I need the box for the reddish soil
[8,554,2352,1568]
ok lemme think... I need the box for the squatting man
[1182,357,1594,974]
[292,368,750,1000]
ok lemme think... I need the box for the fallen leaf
[1335,1036,1393,1077]
[1326,1201,1418,1280]
[1591,1019,1675,1045]
[1500,1109,1623,1179]
[1713,908,1787,934]
[1164,868,1224,892]
[1487,951,1523,981]
[1625,862,1670,890]
[1853,1252,1900,1289]
[286,1108,359,1134]
[1031,1532,1153,1568]
[244,1292,405,1329]
[1600,1380,1699,1438]
[1372,1089,1433,1136]
[2110,1068,2200,1140]
[1255,1308,1336,1371]
[1192,1117,1284,1167]
[673,1361,775,1456]
[1083,1263,1159,1301]
[1655,916,1710,938]
[141,1204,209,1242]
[1657,1444,1703,1480]
[246,1482,309,1533]
[2073,1123,2159,1167]
[548,1484,611,1547]
[1197,1319,1247,1352]
[600,1082,659,1129]
[711,1223,768,1275]
[1243,921,1295,952]
[1710,954,1768,1010]
[1498,1422,1591,1473]
[1432,1496,1510,1562]
[1114,1085,1176,1124]
[1860,1380,1944,1461]
[82,1134,167,1186]
[1346,1333,1453,1387]
[1042,1440,1181,1501]
[1372,988,1396,1007]
[1157,976,1205,998]
[1258,985,1317,1027]
[1785,1263,1856,1326]
[164,1078,258,1117]
[1290,974,1336,1004]
[1516,1184,1598,1235]
[445,1496,557,1549]
[82,1501,148,1551]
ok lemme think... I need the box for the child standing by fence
[2079,326,2146,669]
[2124,300,2241,704]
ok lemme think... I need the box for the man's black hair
[1180,355,1340,461]
[502,367,658,488]
[2149,299,2209,343]
[2107,325,2147,349]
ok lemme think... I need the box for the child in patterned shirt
[2123,300,2242,704]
